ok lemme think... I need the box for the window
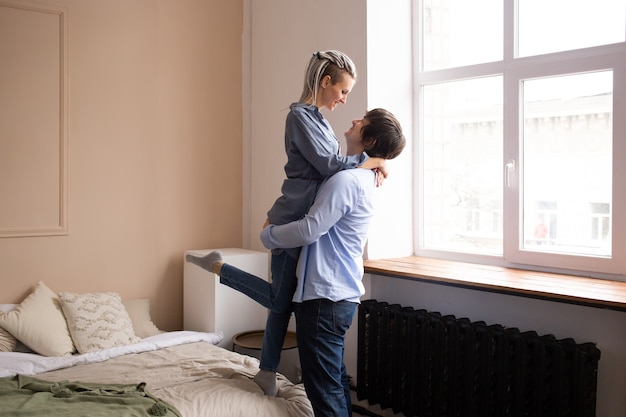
[415,0,626,276]
[590,203,610,242]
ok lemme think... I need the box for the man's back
[293,168,377,303]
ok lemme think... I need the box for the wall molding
[0,1,68,237]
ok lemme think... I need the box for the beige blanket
[34,341,313,417]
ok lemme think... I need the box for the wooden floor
[364,256,626,312]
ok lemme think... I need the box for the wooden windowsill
[363,256,626,312]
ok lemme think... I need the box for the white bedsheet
[0,330,223,377]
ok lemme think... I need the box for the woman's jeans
[294,299,357,417]
[219,250,298,371]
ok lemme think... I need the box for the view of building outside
[522,73,612,256]
[422,77,504,254]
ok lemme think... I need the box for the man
[259,108,405,416]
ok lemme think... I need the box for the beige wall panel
[0,2,67,236]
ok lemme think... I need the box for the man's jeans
[219,251,298,371]
[294,299,357,417]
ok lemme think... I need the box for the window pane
[518,0,626,57]
[422,77,503,254]
[422,0,502,70]
[522,71,613,257]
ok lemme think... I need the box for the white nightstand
[183,248,270,349]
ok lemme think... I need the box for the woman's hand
[373,168,386,187]
[375,160,388,187]
[360,157,388,186]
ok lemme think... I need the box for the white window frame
[413,1,626,278]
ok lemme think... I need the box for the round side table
[231,329,297,352]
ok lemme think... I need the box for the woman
[187,50,386,396]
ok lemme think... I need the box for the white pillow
[59,292,141,354]
[122,298,162,338]
[0,282,75,356]
[0,304,17,313]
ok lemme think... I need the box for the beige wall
[0,0,243,331]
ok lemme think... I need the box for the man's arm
[260,172,361,249]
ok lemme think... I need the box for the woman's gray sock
[185,251,223,274]
[254,369,278,396]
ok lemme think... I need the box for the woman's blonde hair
[299,50,357,105]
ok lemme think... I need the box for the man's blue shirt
[261,168,376,303]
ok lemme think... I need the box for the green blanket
[0,375,181,417]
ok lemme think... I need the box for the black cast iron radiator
[356,299,601,417]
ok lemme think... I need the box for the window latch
[505,159,516,187]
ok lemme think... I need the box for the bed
[0,281,313,417]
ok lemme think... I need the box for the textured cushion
[0,324,17,352]
[122,298,162,338]
[0,305,17,352]
[0,282,75,356]
[59,292,141,354]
